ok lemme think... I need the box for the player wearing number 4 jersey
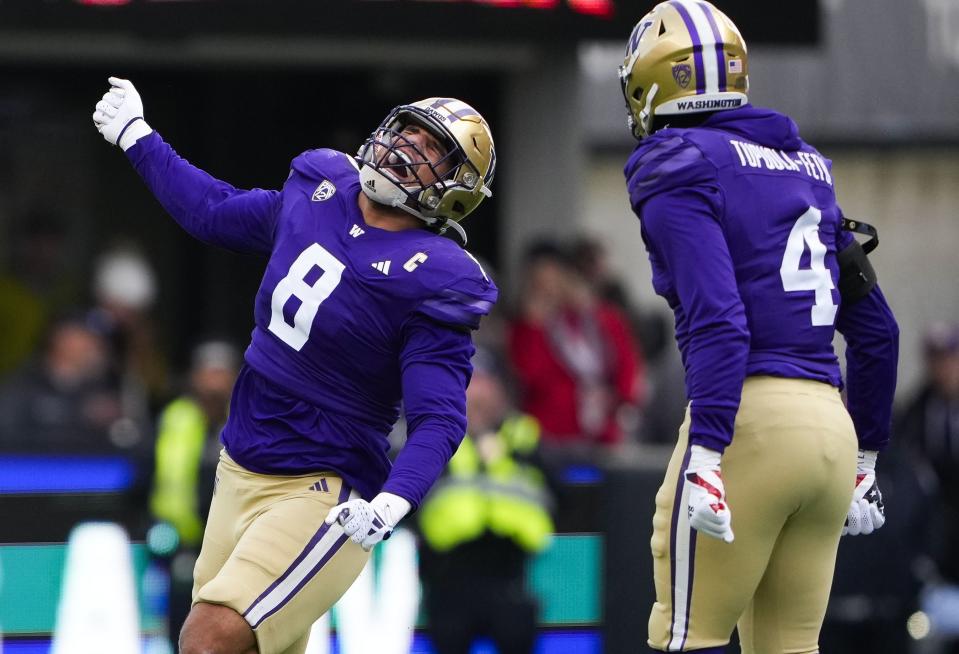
[92,78,497,654]
[620,2,898,653]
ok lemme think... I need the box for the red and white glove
[685,445,734,543]
[843,450,885,536]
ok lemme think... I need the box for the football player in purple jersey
[619,2,899,653]
[93,78,497,654]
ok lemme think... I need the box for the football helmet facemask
[619,0,749,140]
[357,98,495,244]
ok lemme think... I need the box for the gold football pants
[192,451,370,654]
[648,376,858,653]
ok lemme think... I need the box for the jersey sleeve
[836,283,899,451]
[630,137,750,453]
[414,251,498,331]
[833,211,899,451]
[381,313,475,508]
[125,131,280,255]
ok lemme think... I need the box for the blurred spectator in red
[86,244,170,417]
[0,315,135,454]
[570,233,669,363]
[896,322,959,586]
[507,241,645,450]
[569,234,633,314]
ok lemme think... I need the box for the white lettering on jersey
[349,224,365,238]
[371,260,391,275]
[403,252,428,272]
[268,243,345,351]
[312,180,337,202]
[729,140,832,186]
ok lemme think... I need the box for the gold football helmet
[620,1,749,140]
[357,98,496,243]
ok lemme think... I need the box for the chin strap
[424,215,468,246]
[444,220,468,246]
[638,83,659,139]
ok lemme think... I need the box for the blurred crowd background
[2,1,959,653]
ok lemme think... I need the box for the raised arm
[93,77,280,255]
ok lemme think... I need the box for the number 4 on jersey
[780,206,837,327]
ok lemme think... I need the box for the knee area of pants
[179,620,249,654]
[650,533,667,559]
[179,638,249,654]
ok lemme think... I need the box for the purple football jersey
[624,106,898,452]
[126,133,497,504]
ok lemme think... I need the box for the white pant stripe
[668,480,694,650]
[244,490,359,627]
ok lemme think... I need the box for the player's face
[375,121,452,187]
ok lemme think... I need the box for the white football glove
[684,445,735,543]
[324,492,412,551]
[843,450,885,536]
[92,76,153,151]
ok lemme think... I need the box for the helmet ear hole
[632,87,644,101]
[453,201,466,215]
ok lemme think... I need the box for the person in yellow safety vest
[417,350,555,654]
[149,340,239,644]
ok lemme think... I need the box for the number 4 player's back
[625,106,850,387]
[618,4,897,653]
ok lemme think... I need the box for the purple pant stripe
[668,444,693,646]
[249,532,350,629]
[242,481,352,619]
[670,1,706,94]
[699,2,727,90]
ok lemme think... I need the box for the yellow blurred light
[907,611,931,640]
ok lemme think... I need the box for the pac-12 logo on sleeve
[312,180,337,202]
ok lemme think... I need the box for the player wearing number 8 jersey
[620,2,898,653]
[92,78,496,654]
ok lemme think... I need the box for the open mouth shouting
[385,149,416,182]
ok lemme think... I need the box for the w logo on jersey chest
[312,180,336,202]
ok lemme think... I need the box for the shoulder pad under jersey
[624,134,716,210]
[411,241,498,331]
[289,148,359,184]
